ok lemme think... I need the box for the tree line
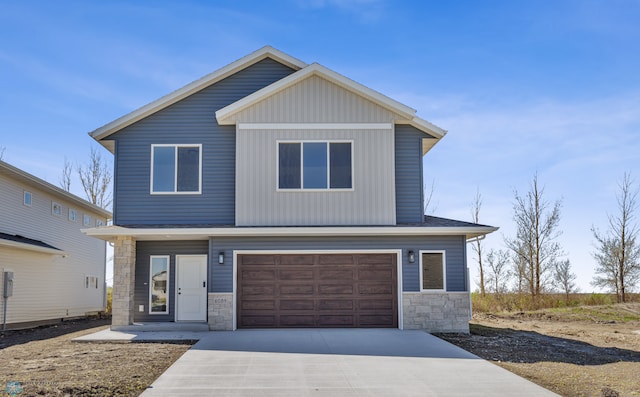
[473,173,640,304]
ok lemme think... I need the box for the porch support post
[112,236,136,327]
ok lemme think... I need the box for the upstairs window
[420,251,446,291]
[278,141,352,190]
[151,144,202,194]
[23,191,32,206]
[83,214,91,226]
[52,202,62,216]
[69,209,77,222]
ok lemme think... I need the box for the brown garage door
[237,253,398,328]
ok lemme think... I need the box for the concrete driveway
[141,329,558,396]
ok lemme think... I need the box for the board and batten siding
[226,75,396,123]
[109,58,296,226]
[208,235,468,294]
[0,172,107,325]
[133,240,208,322]
[395,124,435,224]
[235,128,396,226]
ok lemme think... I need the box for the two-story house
[0,160,111,329]
[85,47,496,333]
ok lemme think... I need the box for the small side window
[83,214,91,226]
[24,191,32,207]
[420,251,446,291]
[69,209,77,222]
[96,219,104,227]
[52,202,62,216]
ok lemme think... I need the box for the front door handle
[203,281,206,288]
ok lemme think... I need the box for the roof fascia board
[0,161,112,218]
[216,63,417,124]
[83,225,499,241]
[89,46,307,142]
[0,239,66,256]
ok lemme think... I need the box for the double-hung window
[420,251,446,291]
[151,144,202,194]
[278,141,352,190]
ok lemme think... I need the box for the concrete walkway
[139,329,559,397]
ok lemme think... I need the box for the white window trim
[276,140,355,192]
[69,209,77,222]
[83,214,91,226]
[149,255,170,315]
[52,201,62,216]
[23,191,32,207]
[150,144,203,195]
[419,250,447,292]
[85,275,99,289]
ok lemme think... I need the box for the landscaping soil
[436,303,640,397]
[0,318,191,396]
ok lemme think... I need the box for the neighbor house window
[23,191,32,206]
[278,141,352,190]
[69,209,77,222]
[96,219,104,227]
[151,144,202,194]
[85,275,99,289]
[420,251,446,291]
[52,202,62,216]
[149,256,169,314]
[83,214,91,226]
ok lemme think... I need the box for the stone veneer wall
[208,293,233,330]
[112,236,136,327]
[402,292,471,333]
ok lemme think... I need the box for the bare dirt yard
[0,319,191,396]
[437,303,640,397]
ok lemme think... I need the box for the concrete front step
[111,322,209,332]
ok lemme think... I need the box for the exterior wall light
[408,250,416,263]
[218,251,225,265]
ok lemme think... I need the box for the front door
[176,255,207,322]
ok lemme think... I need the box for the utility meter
[3,271,13,298]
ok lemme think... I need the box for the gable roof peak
[89,46,307,149]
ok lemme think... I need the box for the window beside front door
[278,141,352,190]
[151,144,202,194]
[420,251,446,291]
[149,256,170,314]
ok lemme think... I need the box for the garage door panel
[319,284,354,295]
[280,285,315,295]
[319,299,354,310]
[279,255,315,265]
[280,300,315,310]
[242,285,276,295]
[241,270,275,280]
[280,315,316,326]
[241,300,276,310]
[358,284,394,295]
[241,316,276,327]
[279,269,314,280]
[238,253,397,328]
[318,315,354,326]
[319,268,354,280]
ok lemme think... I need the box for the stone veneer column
[112,236,136,327]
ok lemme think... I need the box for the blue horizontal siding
[111,58,296,226]
[208,235,468,293]
[395,124,429,224]
[134,240,208,322]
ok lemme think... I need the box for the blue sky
[1,0,639,291]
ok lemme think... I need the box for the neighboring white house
[0,160,111,329]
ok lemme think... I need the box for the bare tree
[423,180,437,215]
[553,259,577,303]
[59,157,72,192]
[0,146,5,160]
[470,189,486,296]
[592,173,640,302]
[505,173,563,299]
[77,147,112,209]
[485,249,511,294]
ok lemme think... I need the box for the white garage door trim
[232,249,403,331]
